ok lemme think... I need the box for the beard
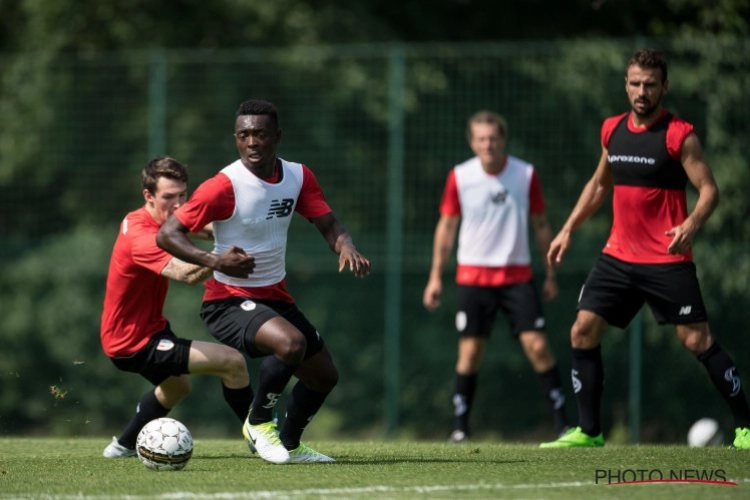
[631,96,662,117]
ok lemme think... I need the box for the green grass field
[0,438,748,499]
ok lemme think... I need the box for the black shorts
[578,253,708,329]
[200,297,325,359]
[456,280,545,338]
[109,325,192,386]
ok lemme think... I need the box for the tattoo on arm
[161,258,213,285]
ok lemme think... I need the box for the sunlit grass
[0,438,747,499]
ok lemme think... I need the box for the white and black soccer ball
[687,417,724,447]
[136,417,193,471]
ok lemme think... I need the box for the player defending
[423,110,569,442]
[157,99,371,464]
[540,48,750,448]
[101,156,253,458]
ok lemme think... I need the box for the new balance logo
[678,305,692,316]
[490,190,507,204]
[266,198,294,219]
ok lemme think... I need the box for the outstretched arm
[548,147,613,267]
[665,133,719,255]
[423,214,459,311]
[157,215,256,279]
[312,212,371,277]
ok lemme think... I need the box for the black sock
[698,342,750,428]
[537,365,569,434]
[223,383,254,422]
[119,390,170,449]
[249,356,299,424]
[453,373,477,434]
[280,382,330,450]
[571,346,604,437]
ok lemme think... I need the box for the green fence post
[384,44,406,438]
[148,49,167,158]
[629,308,643,443]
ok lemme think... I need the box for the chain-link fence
[1,38,748,443]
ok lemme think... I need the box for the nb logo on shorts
[678,305,692,316]
[266,198,294,219]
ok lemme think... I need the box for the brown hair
[141,156,188,195]
[467,110,508,141]
[627,48,668,83]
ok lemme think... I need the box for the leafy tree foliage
[0,1,748,442]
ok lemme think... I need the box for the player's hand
[215,246,255,278]
[666,220,697,255]
[423,278,442,311]
[547,229,571,267]
[338,245,371,278]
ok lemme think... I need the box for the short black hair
[236,99,279,128]
[627,48,668,83]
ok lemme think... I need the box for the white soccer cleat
[287,442,335,463]
[242,418,290,464]
[102,436,137,458]
[448,429,469,443]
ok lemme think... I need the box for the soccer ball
[687,418,723,447]
[136,417,193,471]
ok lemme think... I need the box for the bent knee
[523,333,549,356]
[311,365,339,393]
[570,315,603,349]
[157,377,192,405]
[323,365,340,392]
[277,334,307,365]
[679,329,712,355]
[223,349,250,384]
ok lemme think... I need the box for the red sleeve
[666,116,695,160]
[295,165,332,219]
[528,169,545,214]
[601,113,628,148]
[129,216,172,274]
[175,173,236,232]
[439,169,461,216]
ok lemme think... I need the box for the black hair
[236,99,279,128]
